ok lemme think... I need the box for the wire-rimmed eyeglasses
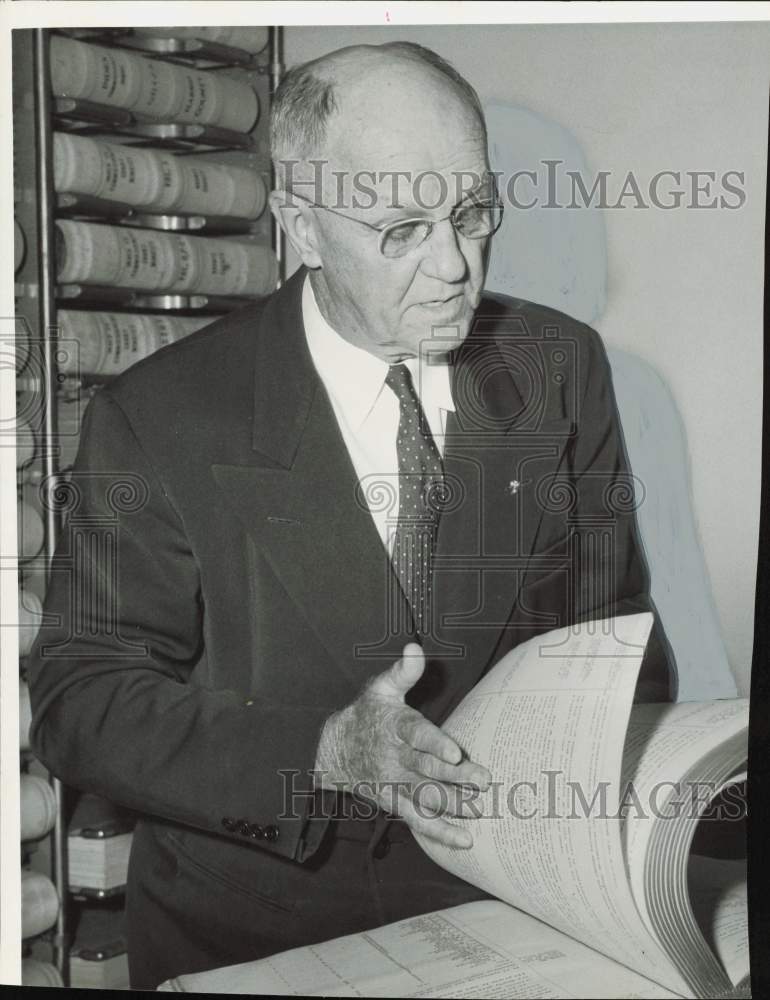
[288,185,504,259]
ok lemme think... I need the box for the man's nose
[419,218,468,283]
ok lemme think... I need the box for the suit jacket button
[249,824,264,839]
[373,835,390,860]
[222,817,237,832]
[237,820,251,836]
[264,825,279,842]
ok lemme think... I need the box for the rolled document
[15,218,26,273]
[18,587,43,656]
[133,25,269,54]
[56,220,278,297]
[21,869,60,939]
[57,310,216,377]
[20,774,57,841]
[50,35,259,133]
[54,132,267,219]
[17,501,44,562]
[22,959,64,988]
[19,680,32,750]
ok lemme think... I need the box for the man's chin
[418,314,474,356]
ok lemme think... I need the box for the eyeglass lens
[380,201,504,258]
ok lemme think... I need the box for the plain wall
[282,22,768,697]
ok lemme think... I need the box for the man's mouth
[419,293,463,310]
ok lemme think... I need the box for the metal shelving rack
[14,24,284,987]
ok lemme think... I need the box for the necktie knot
[385,363,415,401]
[385,364,441,464]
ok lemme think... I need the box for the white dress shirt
[302,275,455,554]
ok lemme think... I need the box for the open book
[158,613,749,998]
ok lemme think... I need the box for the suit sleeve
[567,326,677,702]
[26,388,332,862]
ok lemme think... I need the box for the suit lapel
[418,327,573,721]
[212,270,412,691]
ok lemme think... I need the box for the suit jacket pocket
[163,828,296,913]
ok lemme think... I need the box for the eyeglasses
[288,186,504,259]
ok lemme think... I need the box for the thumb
[376,642,426,699]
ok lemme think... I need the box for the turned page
[621,701,748,921]
[414,614,693,997]
[688,854,749,988]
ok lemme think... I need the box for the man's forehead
[323,102,488,211]
[327,161,489,217]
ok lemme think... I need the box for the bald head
[270,42,487,190]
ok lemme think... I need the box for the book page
[688,856,749,988]
[412,615,692,996]
[158,900,680,998]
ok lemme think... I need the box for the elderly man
[28,42,673,989]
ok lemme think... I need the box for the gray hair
[270,41,487,187]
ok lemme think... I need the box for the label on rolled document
[194,238,278,297]
[135,56,185,121]
[184,162,236,217]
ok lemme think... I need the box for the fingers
[370,643,425,700]
[406,747,491,791]
[399,717,491,790]
[385,788,474,850]
[397,714,462,766]
[410,777,487,818]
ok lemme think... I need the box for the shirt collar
[302,274,455,430]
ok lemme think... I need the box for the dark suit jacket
[27,266,674,954]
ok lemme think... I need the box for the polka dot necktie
[385,364,445,637]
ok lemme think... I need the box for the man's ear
[269,190,322,269]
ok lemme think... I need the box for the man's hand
[315,643,491,848]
